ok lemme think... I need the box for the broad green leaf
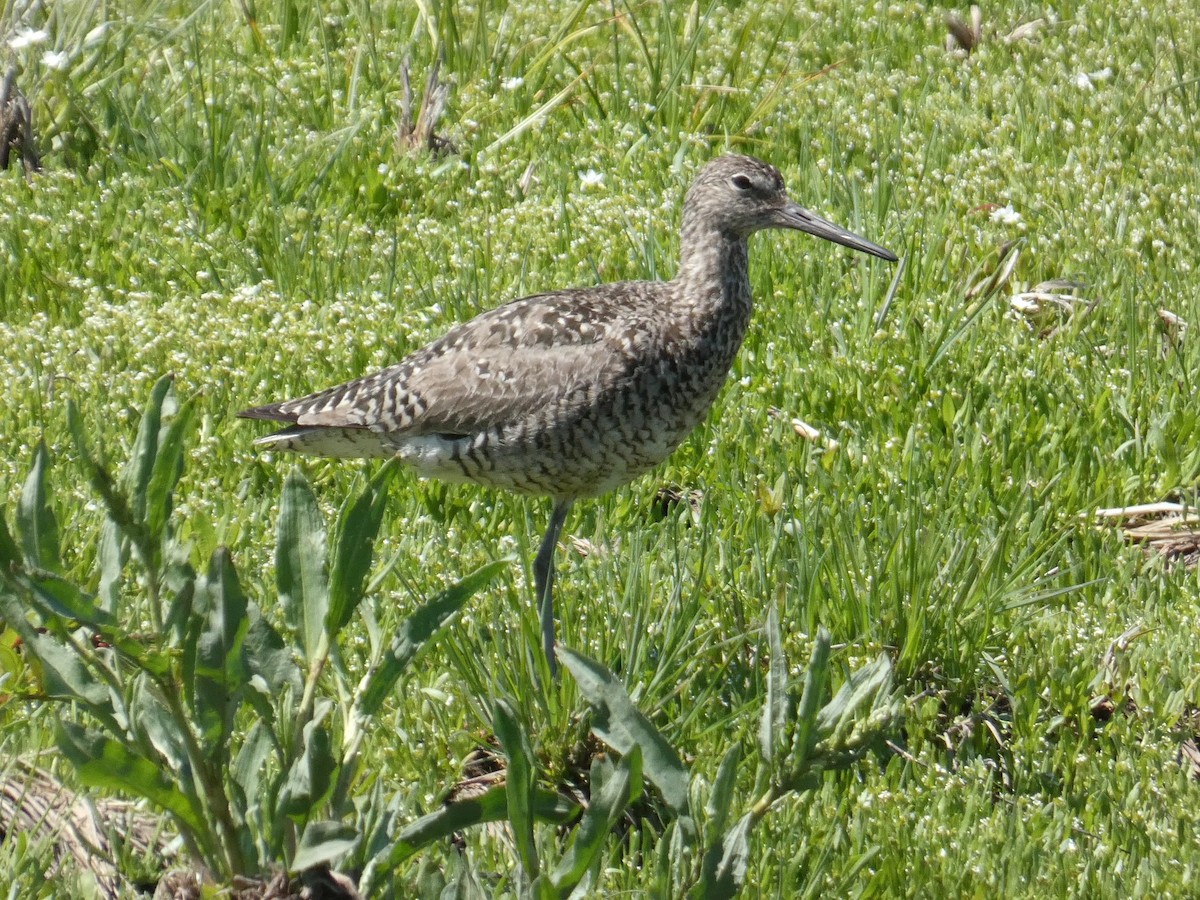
[279,715,337,820]
[276,469,330,659]
[96,517,126,614]
[661,819,689,891]
[18,442,61,573]
[232,720,273,808]
[327,463,394,638]
[25,630,115,713]
[193,548,250,750]
[494,698,539,880]
[293,820,360,871]
[393,788,507,868]
[26,571,112,629]
[695,812,753,900]
[814,653,893,741]
[704,743,741,841]
[560,647,691,819]
[0,592,118,728]
[551,745,640,894]
[244,603,303,697]
[0,631,22,684]
[145,395,195,544]
[413,862,448,900]
[131,679,191,783]
[123,375,174,521]
[353,780,401,891]
[789,626,832,768]
[163,559,197,644]
[241,602,302,729]
[390,784,577,867]
[57,721,206,836]
[758,605,787,765]
[356,560,507,717]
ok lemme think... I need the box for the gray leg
[534,500,572,678]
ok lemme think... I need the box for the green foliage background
[1,0,1198,895]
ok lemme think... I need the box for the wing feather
[237,284,658,436]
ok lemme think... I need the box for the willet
[239,155,896,677]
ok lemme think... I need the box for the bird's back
[239,278,744,498]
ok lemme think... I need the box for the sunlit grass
[2,0,1199,895]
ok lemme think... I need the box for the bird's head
[686,155,896,261]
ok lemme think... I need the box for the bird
[239,154,897,678]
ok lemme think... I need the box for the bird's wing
[238,285,656,436]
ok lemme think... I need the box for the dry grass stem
[1095,502,1200,568]
[1,66,41,174]
[397,55,457,156]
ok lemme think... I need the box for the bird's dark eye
[731,174,753,191]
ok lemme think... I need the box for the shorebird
[239,154,896,677]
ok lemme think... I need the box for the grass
[2,0,1199,895]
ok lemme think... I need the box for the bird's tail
[251,425,393,459]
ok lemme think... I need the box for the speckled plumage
[240,154,896,677]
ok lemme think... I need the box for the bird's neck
[674,224,752,319]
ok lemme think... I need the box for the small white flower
[1072,72,1095,91]
[8,27,49,50]
[1088,66,1113,82]
[991,204,1023,225]
[579,168,604,188]
[41,49,70,70]
[501,76,524,90]
[377,162,389,174]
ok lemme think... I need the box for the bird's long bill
[777,200,897,261]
